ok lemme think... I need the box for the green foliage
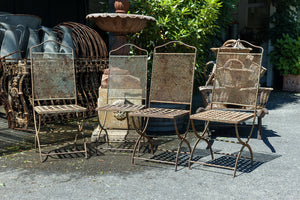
[269,0,300,75]
[98,0,109,13]
[269,34,300,75]
[129,0,238,86]
[269,0,300,43]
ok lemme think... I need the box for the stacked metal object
[0,14,108,130]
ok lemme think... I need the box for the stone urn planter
[282,74,300,92]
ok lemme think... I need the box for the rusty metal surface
[54,22,108,59]
[97,104,144,112]
[31,52,76,101]
[199,39,273,140]
[34,104,86,114]
[130,41,197,171]
[107,50,148,102]
[29,41,88,162]
[189,41,264,177]
[0,21,109,129]
[212,51,263,108]
[129,107,190,119]
[150,53,195,105]
[96,44,148,149]
[190,109,255,124]
[0,58,108,129]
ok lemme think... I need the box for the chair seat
[96,104,145,112]
[129,108,190,119]
[34,104,87,114]
[190,110,254,124]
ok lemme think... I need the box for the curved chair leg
[233,145,245,177]
[257,116,262,140]
[97,111,109,145]
[91,112,109,156]
[77,112,87,159]
[34,114,45,162]
[233,123,254,177]
[235,123,254,160]
[131,135,143,165]
[33,112,40,152]
[174,117,191,171]
[245,143,253,165]
[131,117,152,165]
[189,119,214,169]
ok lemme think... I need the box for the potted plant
[270,34,300,92]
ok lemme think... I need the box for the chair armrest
[260,66,267,78]
[199,86,213,107]
[204,61,216,86]
[198,86,273,109]
[257,87,273,109]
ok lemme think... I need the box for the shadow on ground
[189,151,281,176]
[266,90,300,110]
[133,146,281,177]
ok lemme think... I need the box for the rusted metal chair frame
[30,40,87,162]
[189,40,263,177]
[199,40,273,139]
[95,44,148,151]
[129,41,197,171]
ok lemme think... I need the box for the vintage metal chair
[30,40,87,162]
[199,39,273,139]
[189,40,263,177]
[129,41,197,171]
[95,44,148,151]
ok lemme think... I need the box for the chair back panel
[31,41,76,101]
[107,44,148,104]
[212,51,262,108]
[149,42,196,105]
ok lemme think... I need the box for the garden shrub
[270,34,300,75]
[129,0,238,87]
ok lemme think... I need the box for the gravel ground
[0,91,299,200]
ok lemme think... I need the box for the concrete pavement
[0,91,299,200]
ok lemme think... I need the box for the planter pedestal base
[283,75,300,92]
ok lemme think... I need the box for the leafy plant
[269,0,300,76]
[269,0,300,44]
[270,34,300,75]
[129,0,238,86]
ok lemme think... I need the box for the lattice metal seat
[34,104,86,114]
[129,41,197,171]
[130,108,190,119]
[190,110,254,124]
[30,40,87,162]
[95,44,148,151]
[97,104,145,112]
[189,40,264,177]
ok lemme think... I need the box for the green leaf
[128,0,238,86]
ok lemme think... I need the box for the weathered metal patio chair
[189,40,263,177]
[95,44,148,151]
[30,40,87,162]
[129,41,197,171]
[199,39,273,139]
